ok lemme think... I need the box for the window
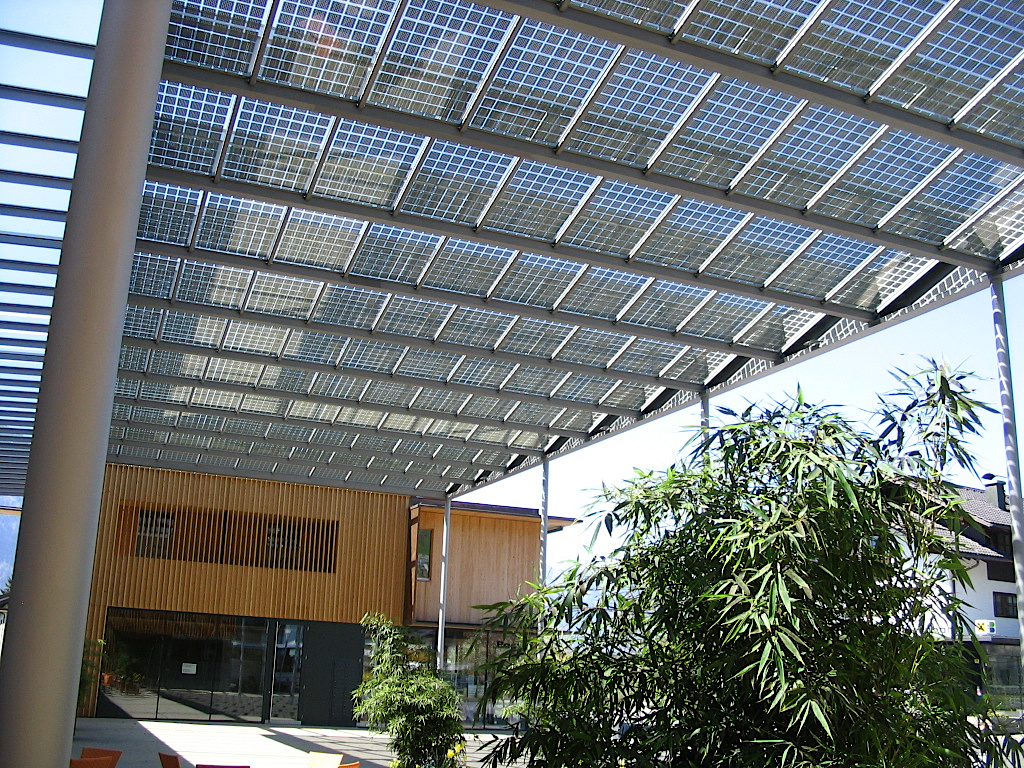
[417,528,433,581]
[987,560,1015,583]
[135,510,174,558]
[994,592,1018,619]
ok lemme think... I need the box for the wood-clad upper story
[409,499,573,627]
[87,464,410,634]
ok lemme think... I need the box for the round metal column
[0,2,171,765]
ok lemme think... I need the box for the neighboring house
[941,483,1021,693]
[81,464,570,726]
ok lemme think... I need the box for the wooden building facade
[81,464,561,725]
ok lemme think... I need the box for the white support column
[0,2,172,765]
[540,457,550,587]
[990,278,1024,665]
[436,496,452,672]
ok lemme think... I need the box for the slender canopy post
[540,457,550,587]
[0,2,172,765]
[990,277,1024,663]
[436,496,452,671]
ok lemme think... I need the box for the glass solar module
[258,0,399,98]
[555,328,632,368]
[130,253,179,299]
[480,161,599,241]
[813,131,959,225]
[735,106,882,208]
[557,268,650,320]
[949,183,1024,258]
[678,0,821,63]
[561,52,716,166]
[553,373,619,404]
[662,347,732,384]
[209,436,253,453]
[396,348,464,381]
[236,392,288,415]
[681,293,771,341]
[568,0,691,33]
[165,0,271,76]
[770,234,882,298]
[348,224,442,283]
[875,0,1024,122]
[313,120,427,207]
[458,394,514,421]
[221,98,333,190]
[273,209,365,273]
[245,272,322,318]
[783,0,948,92]
[496,316,575,358]
[194,194,287,256]
[176,261,252,308]
[159,449,202,465]
[502,365,570,397]
[449,357,517,389]
[398,140,515,224]
[366,0,515,121]
[281,328,348,365]
[222,417,272,436]
[288,401,342,422]
[150,81,233,174]
[411,388,469,414]
[559,180,677,256]
[177,412,226,431]
[340,338,406,373]
[260,365,318,393]
[633,198,750,271]
[375,295,454,339]
[115,378,141,399]
[490,253,584,308]
[959,67,1024,146]
[266,423,315,444]
[654,79,804,188]
[601,381,660,410]
[468,19,620,144]
[166,432,212,449]
[618,281,713,331]
[123,306,161,340]
[149,349,207,378]
[310,373,367,400]
[883,153,1021,243]
[222,320,290,356]
[129,407,180,427]
[611,338,688,377]
[703,219,818,286]
[159,312,228,347]
[137,182,202,245]
[429,307,510,349]
[192,387,244,410]
[420,240,517,295]
[312,284,389,329]
[116,346,148,372]
[313,427,358,447]
[737,305,821,351]
[425,418,474,440]
[830,249,932,309]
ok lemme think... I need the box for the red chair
[157,755,181,768]
[81,748,122,766]
[70,758,116,768]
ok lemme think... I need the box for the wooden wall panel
[81,464,410,713]
[413,505,541,626]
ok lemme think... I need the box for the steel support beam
[436,496,452,671]
[0,4,172,766]
[991,278,1024,671]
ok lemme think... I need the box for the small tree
[479,362,1020,768]
[355,613,465,768]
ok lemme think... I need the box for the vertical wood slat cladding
[83,464,411,712]
[412,505,541,626]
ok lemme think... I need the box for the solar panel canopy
[2,0,1023,498]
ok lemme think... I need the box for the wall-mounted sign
[181,662,198,675]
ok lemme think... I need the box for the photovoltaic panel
[677,0,821,64]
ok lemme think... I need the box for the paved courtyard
[72,718,507,768]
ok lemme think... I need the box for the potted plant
[355,613,465,768]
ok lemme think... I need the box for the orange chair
[81,748,122,766]
[158,755,181,768]
[70,758,116,768]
